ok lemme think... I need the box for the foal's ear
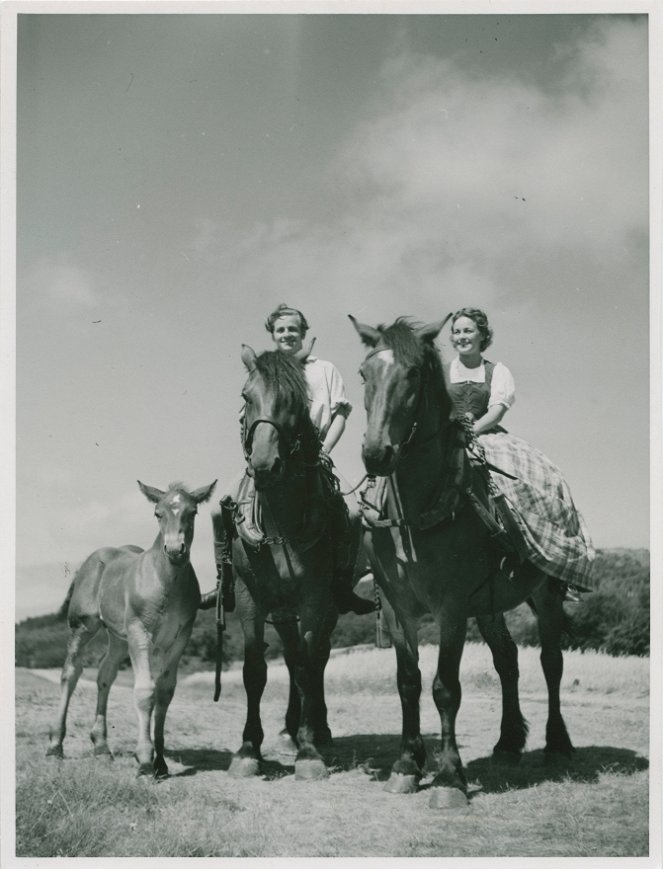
[348,314,381,347]
[190,480,217,504]
[137,481,166,503]
[241,344,257,372]
[416,313,453,343]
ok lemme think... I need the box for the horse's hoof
[229,755,260,778]
[154,760,169,780]
[491,749,522,767]
[428,786,469,810]
[383,773,419,794]
[46,744,63,759]
[93,744,113,758]
[295,758,328,781]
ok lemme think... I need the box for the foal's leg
[47,620,100,758]
[127,622,157,776]
[90,631,128,757]
[379,594,426,794]
[530,580,574,760]
[152,627,192,779]
[429,599,469,807]
[475,613,528,762]
[229,580,267,777]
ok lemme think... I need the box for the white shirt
[449,358,516,410]
[303,356,352,439]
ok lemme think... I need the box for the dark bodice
[446,359,496,420]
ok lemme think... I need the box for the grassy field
[13,642,650,858]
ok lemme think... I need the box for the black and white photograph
[1,1,661,863]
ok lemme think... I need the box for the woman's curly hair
[451,307,493,352]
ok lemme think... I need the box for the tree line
[15,548,649,670]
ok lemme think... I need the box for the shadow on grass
[316,734,648,791]
[169,747,295,780]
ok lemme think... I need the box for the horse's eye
[155,510,163,519]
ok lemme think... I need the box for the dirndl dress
[446,360,597,592]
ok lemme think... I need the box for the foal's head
[240,346,319,489]
[351,315,452,476]
[137,480,217,565]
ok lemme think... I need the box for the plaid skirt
[479,432,597,591]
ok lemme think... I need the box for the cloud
[24,254,98,309]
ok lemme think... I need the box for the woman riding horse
[446,307,596,595]
[203,304,374,616]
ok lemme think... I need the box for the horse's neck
[258,466,311,535]
[395,389,450,512]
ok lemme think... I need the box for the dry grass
[13,643,650,858]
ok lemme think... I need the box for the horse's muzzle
[252,457,284,490]
[362,443,397,477]
[164,543,189,565]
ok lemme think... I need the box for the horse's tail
[57,578,75,621]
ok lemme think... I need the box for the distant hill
[15,547,650,669]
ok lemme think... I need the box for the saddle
[229,468,329,553]
[359,421,528,564]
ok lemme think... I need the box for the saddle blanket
[479,432,597,591]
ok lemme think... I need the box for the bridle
[242,415,303,465]
[362,347,446,460]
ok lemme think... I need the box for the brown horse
[46,480,216,778]
[227,346,360,781]
[351,315,573,808]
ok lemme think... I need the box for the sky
[7,9,654,620]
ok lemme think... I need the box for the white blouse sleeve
[489,362,516,409]
[327,362,352,419]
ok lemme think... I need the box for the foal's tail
[56,578,75,621]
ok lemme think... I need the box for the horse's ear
[294,336,316,362]
[241,344,257,372]
[348,314,381,347]
[416,313,453,343]
[191,480,217,504]
[138,481,165,503]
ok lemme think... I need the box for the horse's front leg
[475,612,528,763]
[530,579,574,762]
[127,622,157,777]
[292,598,330,780]
[229,579,267,777]
[379,593,426,794]
[429,598,469,808]
[152,625,193,779]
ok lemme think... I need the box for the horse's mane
[254,351,321,456]
[377,318,453,420]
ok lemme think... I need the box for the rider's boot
[200,501,236,612]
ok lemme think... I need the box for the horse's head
[138,480,217,565]
[240,346,317,489]
[350,315,452,476]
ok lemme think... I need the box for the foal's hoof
[46,744,63,759]
[93,743,113,758]
[229,755,260,778]
[383,773,419,794]
[154,759,169,780]
[295,758,328,781]
[136,761,155,778]
[428,786,469,810]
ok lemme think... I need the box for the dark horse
[351,315,573,808]
[227,346,360,780]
